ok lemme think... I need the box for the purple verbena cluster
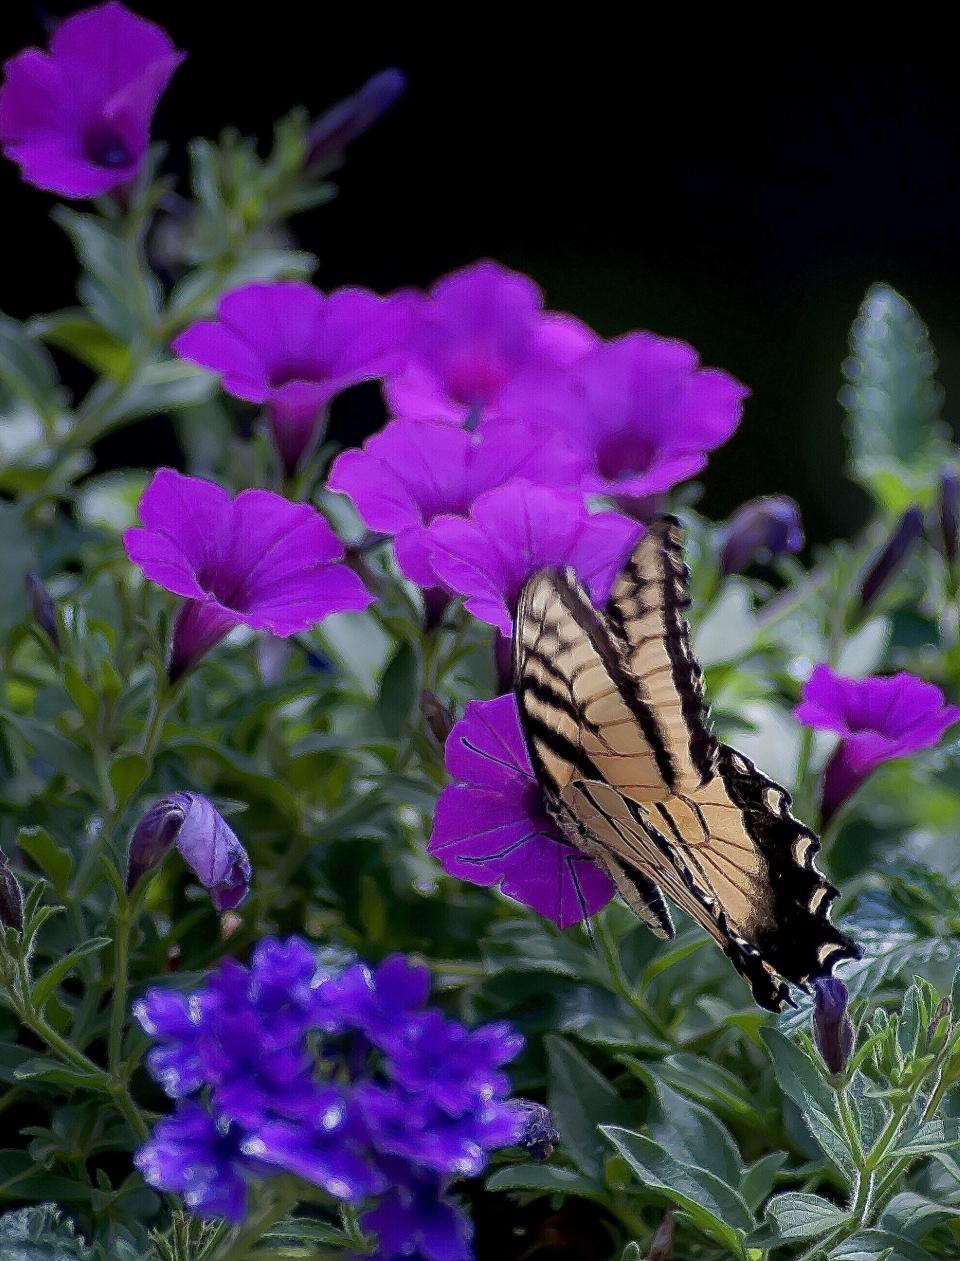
[134,938,525,1259]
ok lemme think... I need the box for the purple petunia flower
[126,792,251,912]
[124,468,372,679]
[384,260,597,425]
[429,694,615,927]
[135,938,527,1253]
[524,332,748,506]
[0,2,184,198]
[795,664,960,822]
[362,1171,473,1261]
[327,418,584,586]
[172,283,412,473]
[134,1103,256,1223]
[422,480,643,635]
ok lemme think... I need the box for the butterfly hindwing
[513,521,862,1012]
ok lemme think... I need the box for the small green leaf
[880,1192,960,1243]
[379,641,420,738]
[63,662,100,729]
[108,754,149,812]
[646,1076,742,1187]
[0,1202,95,1254]
[828,1228,939,1261]
[546,1035,624,1179]
[0,312,62,418]
[740,1150,789,1211]
[761,1028,855,1178]
[29,310,133,379]
[13,1057,104,1089]
[759,1192,849,1242]
[31,937,111,1010]
[602,1126,754,1251]
[16,827,72,898]
[486,1164,605,1197]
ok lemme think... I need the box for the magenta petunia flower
[124,469,372,680]
[0,2,184,198]
[172,283,412,474]
[429,694,615,927]
[327,417,584,587]
[795,664,960,822]
[384,260,597,425]
[421,480,643,635]
[520,332,749,504]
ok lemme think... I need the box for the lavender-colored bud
[25,573,60,652]
[421,689,454,746]
[126,793,251,912]
[938,471,960,564]
[858,507,924,610]
[720,496,804,575]
[644,1208,676,1261]
[307,69,406,166]
[516,1100,560,1162]
[0,848,24,933]
[812,976,854,1075]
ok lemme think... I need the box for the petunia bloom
[172,283,412,473]
[0,2,184,198]
[327,417,583,586]
[124,468,372,680]
[126,792,251,912]
[429,693,616,928]
[795,664,960,822]
[422,480,643,635]
[384,260,597,425]
[135,938,526,1252]
[528,332,749,506]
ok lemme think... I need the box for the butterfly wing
[606,516,717,791]
[513,532,861,1012]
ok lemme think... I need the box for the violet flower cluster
[134,938,526,1259]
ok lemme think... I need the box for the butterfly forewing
[512,521,862,1012]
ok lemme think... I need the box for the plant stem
[210,1184,302,1261]
[108,899,133,1073]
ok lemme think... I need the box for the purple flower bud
[938,471,959,564]
[812,976,854,1075]
[644,1208,676,1261]
[421,690,454,746]
[858,507,923,610]
[720,496,804,574]
[126,793,251,912]
[516,1100,560,1162]
[25,573,60,653]
[0,848,23,933]
[307,69,406,167]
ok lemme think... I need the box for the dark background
[4,6,960,546]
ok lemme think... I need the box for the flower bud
[421,689,454,746]
[25,572,60,653]
[812,976,854,1075]
[644,1208,675,1261]
[307,69,406,168]
[516,1100,560,1162]
[858,507,923,610]
[720,496,804,575]
[127,793,251,912]
[0,848,24,933]
[938,471,959,565]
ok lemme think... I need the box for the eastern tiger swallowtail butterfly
[512,515,861,1012]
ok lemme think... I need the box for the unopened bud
[516,1100,560,1162]
[858,507,923,610]
[812,976,855,1076]
[421,689,454,745]
[0,848,24,933]
[720,496,804,574]
[307,69,406,167]
[25,573,60,653]
[644,1208,676,1261]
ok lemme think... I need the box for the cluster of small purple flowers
[135,938,525,1259]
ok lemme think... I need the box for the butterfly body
[512,516,861,1012]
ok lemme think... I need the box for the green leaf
[653,1052,762,1126]
[96,359,216,428]
[880,1192,960,1243]
[378,641,420,738]
[0,1204,95,1256]
[262,1217,353,1247]
[828,1229,940,1261]
[108,754,149,812]
[761,1028,855,1179]
[13,1057,104,1089]
[16,827,73,898]
[893,1117,960,1157]
[841,283,948,510]
[645,1076,742,1187]
[602,1126,754,1251]
[758,1192,849,1243]
[546,1035,623,1179]
[740,1151,789,1211]
[31,937,111,1010]
[486,1164,605,1197]
[63,662,100,729]
[29,311,133,379]
[0,312,62,418]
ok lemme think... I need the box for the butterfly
[512,515,861,1012]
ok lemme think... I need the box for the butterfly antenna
[566,855,598,951]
